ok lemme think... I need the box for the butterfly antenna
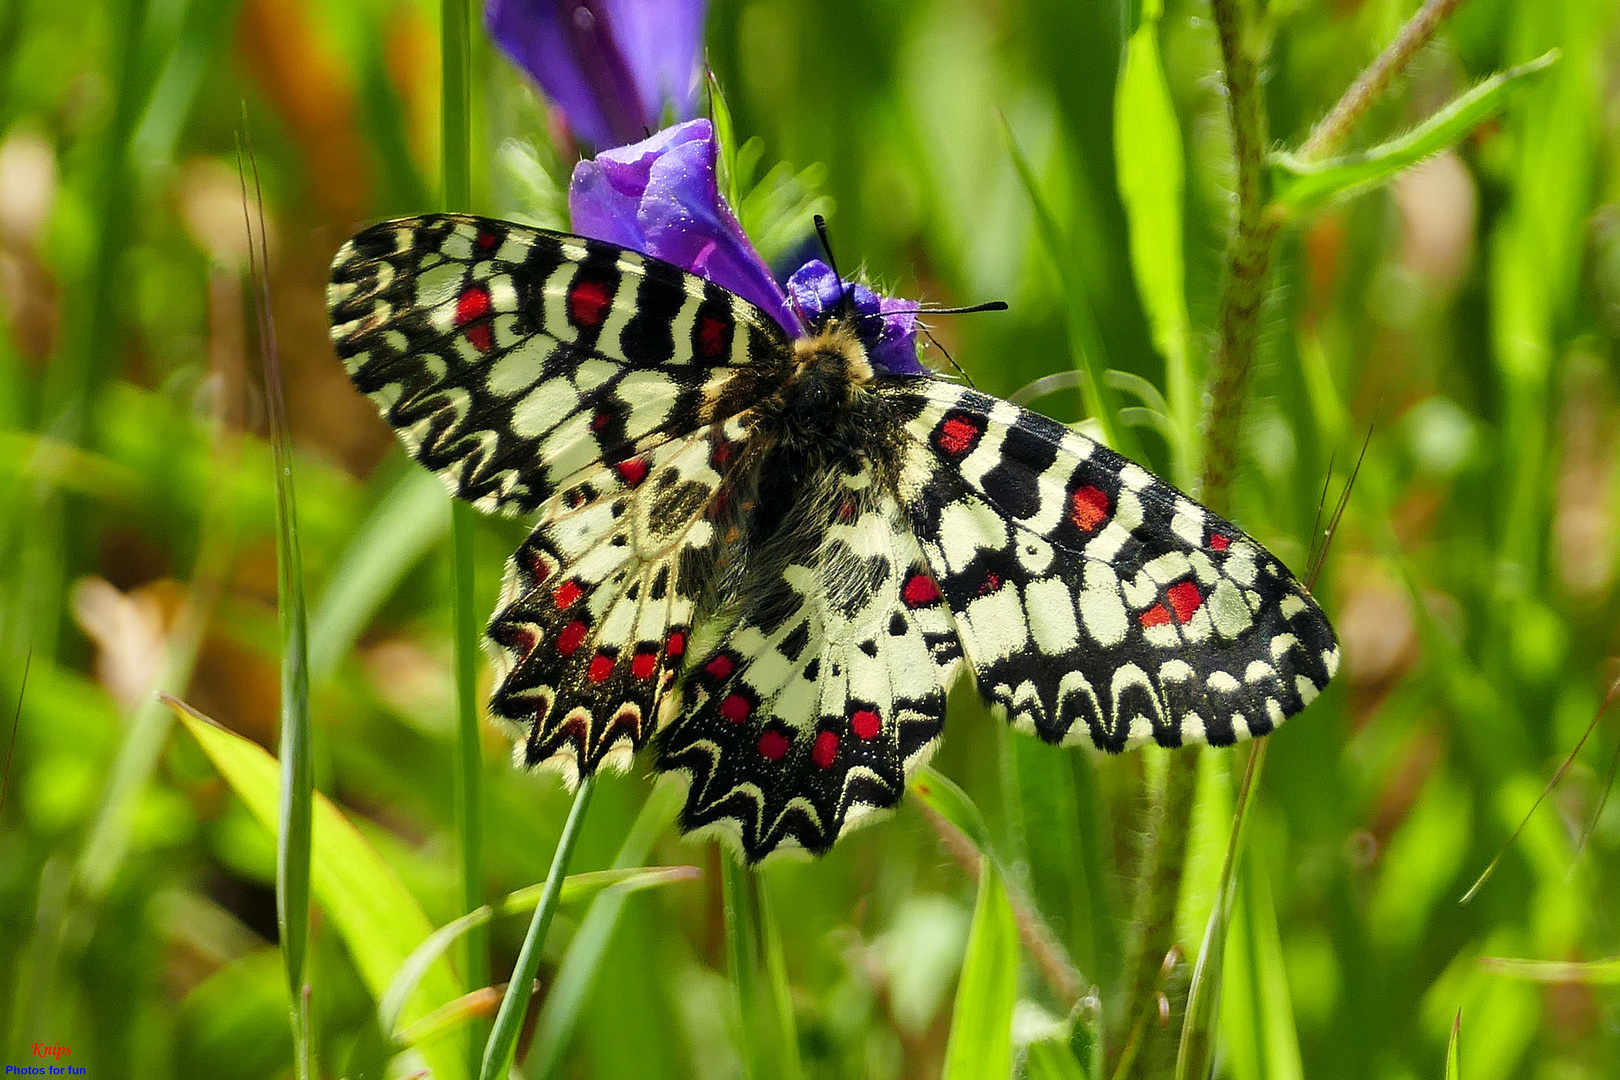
[921,327,977,387]
[813,214,851,315]
[1307,422,1372,591]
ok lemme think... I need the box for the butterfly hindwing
[884,380,1339,752]
[327,214,791,516]
[487,413,762,779]
[655,462,961,860]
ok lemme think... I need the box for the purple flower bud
[568,119,925,375]
[486,0,706,151]
[785,260,925,377]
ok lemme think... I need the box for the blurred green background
[1,0,1617,1077]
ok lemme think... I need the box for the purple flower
[783,260,924,377]
[568,119,925,376]
[486,0,706,151]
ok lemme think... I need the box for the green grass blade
[941,858,1018,1080]
[239,136,315,1080]
[525,781,684,1078]
[1113,0,1196,485]
[1270,51,1559,215]
[1445,1010,1462,1080]
[1024,1035,1090,1080]
[1002,124,1141,462]
[378,865,697,1040]
[1175,742,1265,1080]
[479,777,597,1080]
[167,697,468,1080]
[722,856,804,1080]
[1477,956,1620,983]
[910,766,993,850]
[441,2,487,1073]
[307,467,448,680]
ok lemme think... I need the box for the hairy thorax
[773,321,876,441]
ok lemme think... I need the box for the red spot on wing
[712,439,734,466]
[935,415,983,457]
[590,412,609,431]
[851,709,881,740]
[697,313,728,358]
[758,729,790,759]
[455,284,491,324]
[568,279,612,328]
[557,620,588,655]
[455,285,494,352]
[615,458,648,487]
[631,649,658,680]
[812,731,839,768]
[977,572,1003,596]
[476,231,498,250]
[1210,533,1231,551]
[553,580,583,609]
[1070,486,1111,531]
[1139,604,1171,628]
[586,653,614,682]
[705,655,735,681]
[666,630,686,657]
[902,573,941,608]
[721,694,752,724]
[1167,581,1203,623]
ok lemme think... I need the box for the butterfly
[327,214,1339,862]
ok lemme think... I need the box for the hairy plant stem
[1113,0,1271,1071]
[920,803,1086,1008]
[1297,0,1471,162]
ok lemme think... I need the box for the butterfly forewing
[327,214,790,516]
[885,379,1339,752]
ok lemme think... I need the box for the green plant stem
[441,2,487,1073]
[1114,0,1271,1072]
[721,856,803,1080]
[480,777,596,1080]
[241,134,317,1080]
[1296,0,1471,162]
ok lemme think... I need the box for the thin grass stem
[441,3,488,1074]
[479,777,597,1080]
[240,125,316,1080]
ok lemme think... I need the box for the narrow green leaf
[1002,124,1140,461]
[479,778,596,1080]
[723,857,804,1080]
[1478,956,1620,984]
[307,467,447,679]
[239,130,315,1080]
[167,698,468,1080]
[1175,742,1264,1080]
[1024,1032,1091,1080]
[1270,51,1559,214]
[378,866,699,1039]
[1113,0,1196,484]
[1445,1010,1462,1080]
[524,781,683,1078]
[911,766,993,851]
[942,859,1018,1080]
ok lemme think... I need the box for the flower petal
[486,0,683,150]
[569,120,801,336]
[609,0,707,128]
